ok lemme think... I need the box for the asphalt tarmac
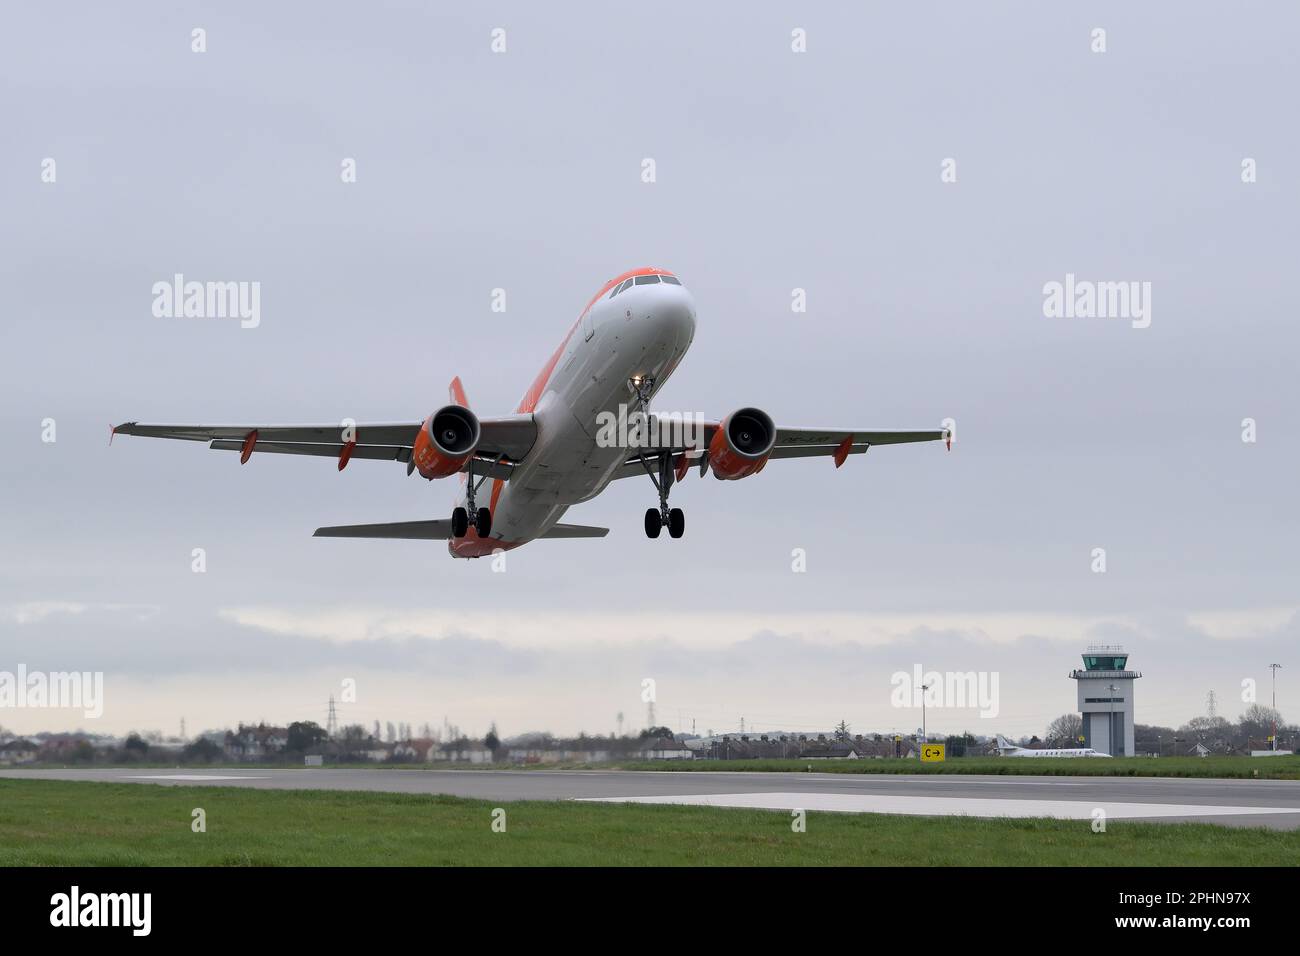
[4,766,1300,829]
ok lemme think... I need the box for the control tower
[1070,645,1141,756]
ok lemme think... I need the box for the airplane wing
[111,415,535,480]
[611,419,949,480]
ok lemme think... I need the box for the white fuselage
[450,274,696,557]
[1003,748,1110,758]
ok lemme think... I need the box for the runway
[5,767,1300,829]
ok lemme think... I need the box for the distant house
[798,743,860,760]
[433,744,495,764]
[639,737,692,760]
[506,747,612,764]
[0,739,37,766]
[36,733,94,761]
[224,724,289,759]
[702,736,797,760]
[392,739,436,762]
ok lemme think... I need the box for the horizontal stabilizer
[540,523,609,538]
[314,520,453,540]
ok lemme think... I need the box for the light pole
[1105,683,1118,756]
[1269,664,1282,750]
[919,681,932,747]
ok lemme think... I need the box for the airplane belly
[514,393,621,505]
[474,290,695,545]
[487,486,567,542]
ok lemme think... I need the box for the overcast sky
[2,2,1296,741]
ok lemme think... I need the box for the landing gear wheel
[638,448,688,541]
[474,507,493,538]
[451,507,469,538]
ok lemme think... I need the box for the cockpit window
[610,278,633,298]
[660,275,681,285]
[633,275,661,286]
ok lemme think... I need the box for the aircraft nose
[655,284,696,344]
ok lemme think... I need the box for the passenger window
[633,275,660,285]
[660,275,681,285]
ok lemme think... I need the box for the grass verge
[1,779,1295,866]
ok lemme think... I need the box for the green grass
[574,756,1300,779]
[1,779,1296,866]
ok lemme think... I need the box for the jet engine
[412,405,481,479]
[707,407,776,480]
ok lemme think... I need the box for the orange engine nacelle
[708,407,776,480]
[412,405,481,479]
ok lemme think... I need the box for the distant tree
[638,726,674,740]
[123,733,149,759]
[286,721,328,753]
[1134,723,1177,755]
[485,723,501,754]
[182,737,222,764]
[833,720,851,743]
[1046,714,1083,746]
[1239,704,1283,745]
[944,731,977,758]
[1175,715,1231,753]
[338,724,370,761]
[69,740,95,764]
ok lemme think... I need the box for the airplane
[994,734,1112,758]
[113,267,951,559]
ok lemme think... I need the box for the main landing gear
[451,458,492,538]
[640,450,685,540]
